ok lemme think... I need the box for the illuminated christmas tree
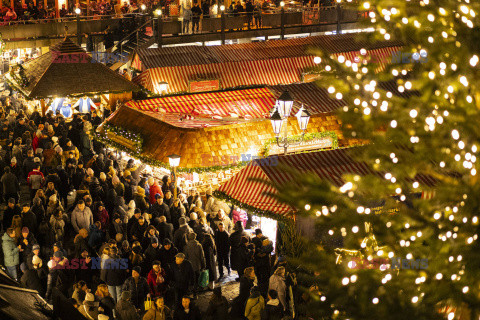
[275,1,480,319]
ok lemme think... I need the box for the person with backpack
[245,286,265,320]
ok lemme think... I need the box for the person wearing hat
[20,254,47,297]
[133,185,148,214]
[46,250,71,302]
[78,292,100,319]
[27,244,42,269]
[159,238,178,273]
[144,234,161,268]
[18,226,37,267]
[147,260,168,298]
[21,202,37,235]
[114,291,139,320]
[94,201,110,231]
[1,167,20,206]
[172,253,194,308]
[22,149,36,180]
[122,266,149,311]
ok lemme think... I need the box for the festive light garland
[103,122,144,152]
[214,190,291,221]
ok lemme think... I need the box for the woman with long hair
[11,215,22,242]
[95,283,115,318]
[142,296,172,320]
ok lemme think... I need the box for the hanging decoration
[261,131,339,157]
[73,97,96,113]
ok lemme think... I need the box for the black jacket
[21,267,47,296]
[172,259,194,290]
[151,202,171,222]
[215,229,230,257]
[105,264,127,286]
[156,221,174,243]
[122,276,149,309]
[174,303,201,320]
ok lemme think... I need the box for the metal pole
[336,3,342,34]
[157,16,163,47]
[173,166,177,200]
[221,11,226,45]
[280,7,285,40]
[76,14,81,45]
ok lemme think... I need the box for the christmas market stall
[96,82,354,193]
[131,34,403,95]
[5,37,140,117]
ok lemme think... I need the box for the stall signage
[268,136,335,155]
[107,131,138,151]
[302,73,321,83]
[189,79,220,93]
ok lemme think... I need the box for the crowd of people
[0,0,337,23]
[0,101,295,319]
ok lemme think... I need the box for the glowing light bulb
[372,297,379,304]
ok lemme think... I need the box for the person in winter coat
[27,163,44,201]
[114,196,129,223]
[49,210,65,243]
[215,222,230,278]
[193,217,214,245]
[256,238,274,296]
[74,228,90,258]
[205,287,229,320]
[265,289,284,320]
[2,167,20,203]
[94,201,110,231]
[232,267,256,317]
[170,199,185,230]
[144,236,162,268]
[148,177,163,205]
[46,251,72,302]
[151,194,171,223]
[130,216,148,243]
[174,295,201,320]
[183,232,206,290]
[3,198,21,230]
[171,253,194,308]
[115,290,140,320]
[156,215,174,243]
[78,292,100,320]
[159,239,178,274]
[20,254,47,296]
[122,266,149,311]
[88,221,105,251]
[105,248,127,303]
[134,186,148,214]
[202,233,217,290]
[143,296,172,320]
[2,228,21,280]
[230,221,249,277]
[173,217,192,252]
[268,267,287,311]
[95,284,116,319]
[147,260,168,298]
[245,286,265,320]
[21,202,38,235]
[71,200,93,233]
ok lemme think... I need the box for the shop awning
[215,148,437,217]
[132,34,403,94]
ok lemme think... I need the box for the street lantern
[167,154,181,168]
[296,105,311,131]
[270,91,309,155]
[154,8,162,16]
[167,154,181,200]
[75,7,81,15]
[277,90,294,118]
[141,4,146,11]
[270,108,283,137]
[157,81,168,95]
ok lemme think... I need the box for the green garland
[9,64,29,88]
[214,190,291,221]
[262,131,339,156]
[94,129,252,173]
[103,122,143,152]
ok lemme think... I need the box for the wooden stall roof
[133,34,404,70]
[106,105,346,169]
[9,38,140,99]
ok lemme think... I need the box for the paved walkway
[196,273,240,313]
